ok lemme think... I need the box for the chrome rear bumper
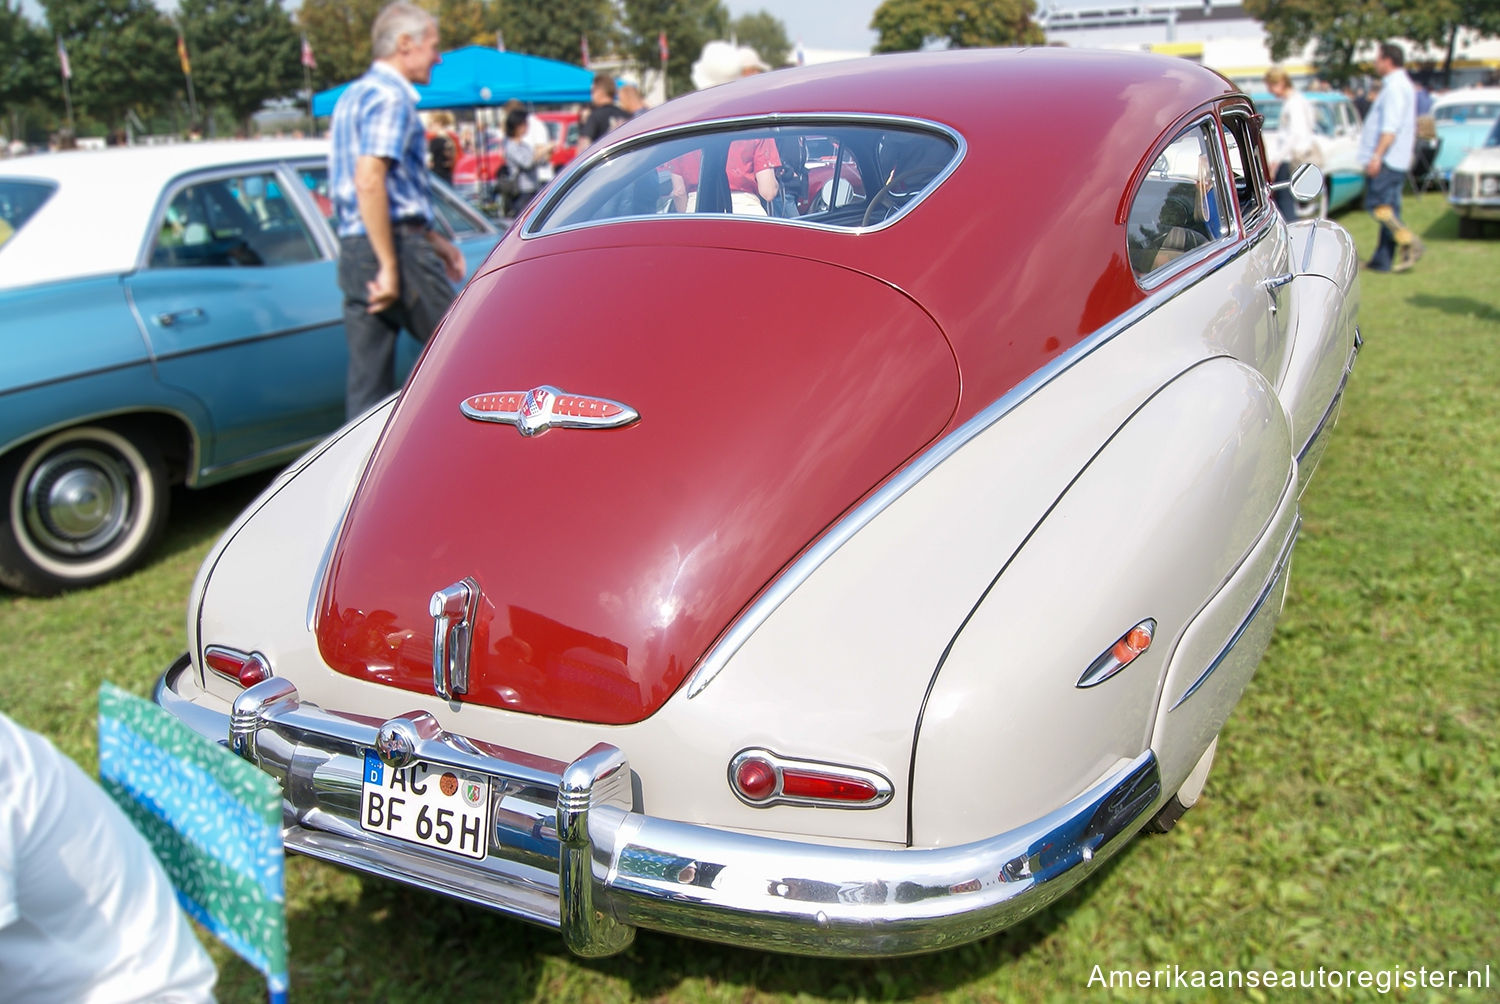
[156,656,1161,957]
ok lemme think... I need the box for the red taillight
[203,646,272,687]
[780,769,878,802]
[729,749,891,809]
[733,758,777,800]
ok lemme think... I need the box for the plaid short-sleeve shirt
[329,61,432,237]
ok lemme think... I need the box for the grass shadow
[1406,292,1500,324]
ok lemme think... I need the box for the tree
[298,0,385,90]
[620,0,730,97]
[871,0,1045,53]
[1244,0,1500,86]
[43,0,178,131]
[176,0,300,129]
[0,1,49,125]
[489,0,618,68]
[731,9,790,68]
[434,0,488,49]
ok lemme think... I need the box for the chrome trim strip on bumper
[156,658,1161,957]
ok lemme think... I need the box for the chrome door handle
[1261,273,1295,291]
[153,308,204,327]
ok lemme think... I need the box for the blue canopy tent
[311,46,593,116]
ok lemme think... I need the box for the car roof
[1432,87,1500,110]
[0,139,328,290]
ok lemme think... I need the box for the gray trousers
[338,227,455,418]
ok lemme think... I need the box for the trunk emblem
[461,386,639,437]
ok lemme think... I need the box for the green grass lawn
[2,191,1496,1002]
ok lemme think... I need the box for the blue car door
[123,165,345,479]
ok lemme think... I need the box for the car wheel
[1144,737,1218,834]
[1457,216,1480,239]
[0,425,169,595]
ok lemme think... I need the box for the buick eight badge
[461,386,639,436]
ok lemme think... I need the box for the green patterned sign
[98,683,288,1001]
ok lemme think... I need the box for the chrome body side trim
[156,660,1161,957]
[1170,515,1301,711]
[685,236,1257,699]
[1297,336,1360,466]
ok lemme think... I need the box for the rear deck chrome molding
[156,659,1161,957]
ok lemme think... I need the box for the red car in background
[451,111,581,201]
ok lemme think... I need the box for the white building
[1037,0,1500,89]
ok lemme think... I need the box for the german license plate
[360,752,491,860]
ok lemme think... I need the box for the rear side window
[0,179,56,250]
[1127,121,1231,279]
[151,173,320,268]
[530,120,960,234]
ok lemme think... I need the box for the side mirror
[1272,162,1325,203]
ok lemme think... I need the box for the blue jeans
[1363,166,1404,270]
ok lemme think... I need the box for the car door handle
[1261,273,1296,291]
[153,308,204,327]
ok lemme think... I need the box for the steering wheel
[861,168,930,227]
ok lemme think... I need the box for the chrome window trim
[1132,115,1238,291]
[686,236,1256,699]
[1221,108,1274,233]
[522,113,967,240]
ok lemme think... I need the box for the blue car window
[151,173,319,269]
[0,179,55,250]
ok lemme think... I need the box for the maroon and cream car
[158,49,1358,957]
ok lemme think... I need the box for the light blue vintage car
[1431,88,1500,181]
[1252,90,1366,218]
[0,140,500,594]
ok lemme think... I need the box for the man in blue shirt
[330,1,465,418]
[1357,42,1424,272]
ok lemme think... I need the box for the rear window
[0,179,55,250]
[529,119,961,235]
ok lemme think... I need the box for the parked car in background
[0,140,500,595]
[1448,117,1500,237]
[1431,87,1500,182]
[1252,90,1366,217]
[157,50,1359,958]
[453,112,582,206]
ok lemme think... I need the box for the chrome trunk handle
[430,577,479,700]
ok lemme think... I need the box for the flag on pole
[658,30,669,66]
[177,33,192,76]
[98,684,289,1003]
[300,34,316,69]
[581,34,590,68]
[57,36,71,80]
[495,30,505,53]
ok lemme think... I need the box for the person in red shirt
[725,136,780,215]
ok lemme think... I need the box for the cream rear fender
[909,357,1296,846]
[1271,221,1360,493]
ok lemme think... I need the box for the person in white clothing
[0,711,218,1003]
[1263,67,1320,221]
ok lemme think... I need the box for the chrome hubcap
[23,447,132,556]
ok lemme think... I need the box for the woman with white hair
[1264,67,1320,220]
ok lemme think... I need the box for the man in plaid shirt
[330,1,465,418]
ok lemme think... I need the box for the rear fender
[909,357,1294,847]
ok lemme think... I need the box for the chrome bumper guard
[156,656,1161,957]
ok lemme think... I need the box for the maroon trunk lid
[315,245,958,723]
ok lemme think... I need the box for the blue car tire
[0,425,169,595]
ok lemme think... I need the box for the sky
[725,0,880,55]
